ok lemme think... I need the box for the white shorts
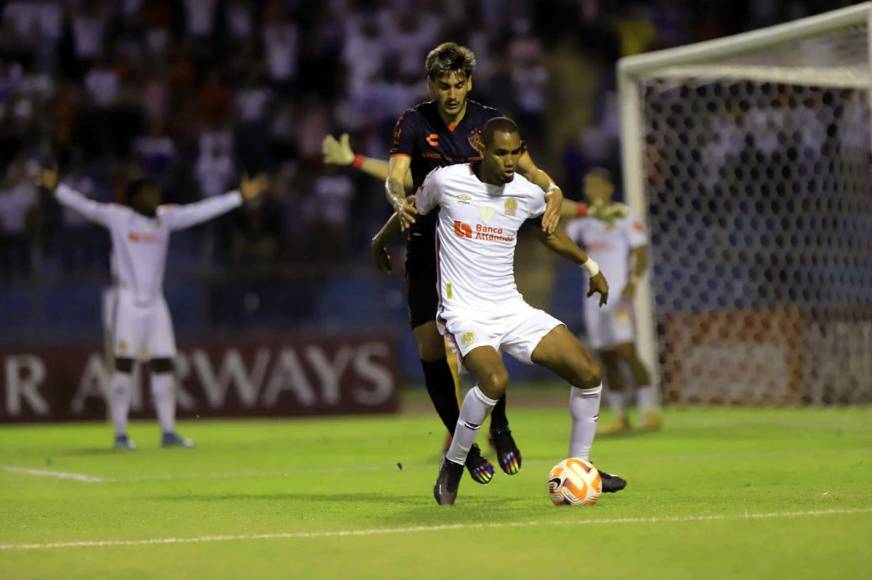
[438,300,564,364]
[109,290,177,360]
[584,296,636,351]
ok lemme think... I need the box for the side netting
[620,3,872,404]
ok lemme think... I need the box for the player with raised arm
[564,168,661,434]
[413,117,626,505]
[323,42,598,483]
[38,166,267,449]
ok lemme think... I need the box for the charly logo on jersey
[504,198,517,216]
[455,194,472,205]
[480,206,496,224]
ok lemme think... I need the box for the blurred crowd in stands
[0,0,855,284]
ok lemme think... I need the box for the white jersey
[564,206,647,294]
[415,164,546,313]
[55,183,242,305]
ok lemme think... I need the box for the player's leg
[597,348,632,434]
[108,292,140,450]
[148,299,193,448]
[527,323,626,492]
[436,345,506,505]
[614,341,661,430]
[110,356,137,450]
[409,263,494,484]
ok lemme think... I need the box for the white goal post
[618,3,872,404]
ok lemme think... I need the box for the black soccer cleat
[465,444,495,484]
[490,426,522,475]
[598,469,627,493]
[434,458,464,505]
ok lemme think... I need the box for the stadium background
[0,0,865,418]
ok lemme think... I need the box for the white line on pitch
[1,507,870,551]
[1,466,108,483]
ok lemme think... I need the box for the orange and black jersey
[390,99,502,328]
[390,99,502,191]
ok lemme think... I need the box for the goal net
[618,3,872,405]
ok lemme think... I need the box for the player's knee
[149,358,175,374]
[114,357,135,374]
[576,362,603,390]
[479,368,508,398]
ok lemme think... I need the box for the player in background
[37,166,267,449]
[322,42,611,483]
[564,168,661,433]
[415,118,625,504]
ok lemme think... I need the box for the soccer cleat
[465,444,495,484]
[161,432,195,448]
[434,459,464,505]
[598,469,627,493]
[490,426,522,475]
[640,411,663,432]
[597,418,632,435]
[113,434,137,450]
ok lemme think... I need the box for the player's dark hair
[425,42,476,81]
[482,117,520,147]
[125,177,158,206]
[586,167,614,183]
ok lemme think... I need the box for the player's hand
[240,173,268,202]
[35,165,59,191]
[588,202,629,226]
[370,236,392,274]
[587,272,609,307]
[542,187,563,234]
[321,133,355,166]
[390,193,417,230]
[620,280,637,303]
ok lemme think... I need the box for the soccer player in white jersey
[564,168,662,433]
[38,166,266,449]
[413,117,626,504]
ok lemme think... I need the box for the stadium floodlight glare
[618,3,872,404]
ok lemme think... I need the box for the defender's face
[428,71,472,117]
[584,174,614,205]
[483,130,524,184]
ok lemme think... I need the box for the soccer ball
[547,458,602,506]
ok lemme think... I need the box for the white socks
[569,383,602,460]
[637,384,659,413]
[150,373,176,434]
[446,386,498,466]
[605,389,627,420]
[109,371,133,436]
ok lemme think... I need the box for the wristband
[352,154,365,170]
[546,181,559,192]
[576,203,588,218]
[581,258,600,277]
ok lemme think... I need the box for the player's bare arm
[516,151,563,234]
[321,133,413,190]
[386,154,416,230]
[370,212,402,273]
[621,245,648,303]
[533,227,609,307]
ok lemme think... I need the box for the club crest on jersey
[461,331,476,346]
[117,340,128,353]
[480,206,496,224]
[504,198,518,216]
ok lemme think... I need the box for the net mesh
[637,15,872,404]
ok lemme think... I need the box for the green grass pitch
[1,385,871,579]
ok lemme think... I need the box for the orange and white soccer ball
[547,458,602,506]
